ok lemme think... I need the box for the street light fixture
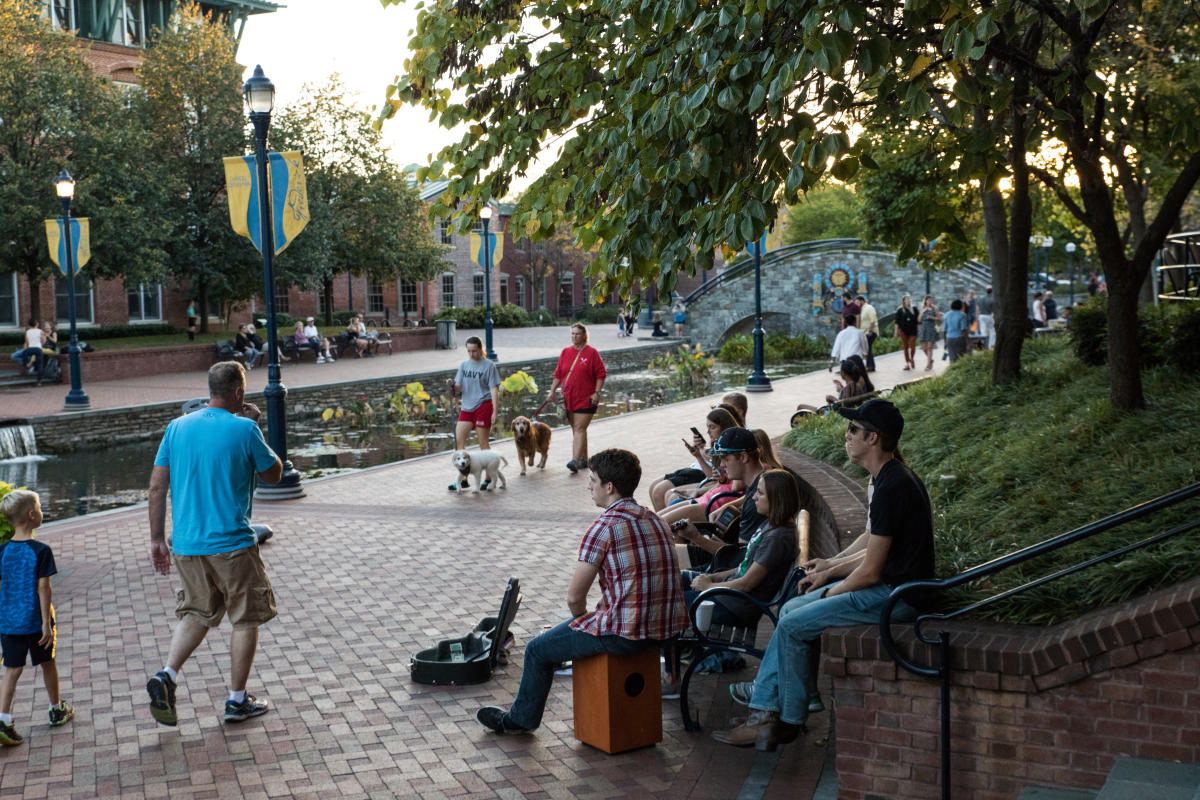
[55,169,90,410]
[479,205,497,360]
[1065,242,1077,307]
[243,65,302,500]
[746,236,771,392]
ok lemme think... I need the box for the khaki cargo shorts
[173,545,277,630]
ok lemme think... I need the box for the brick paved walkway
[0,345,946,799]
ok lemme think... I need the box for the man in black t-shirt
[713,399,934,751]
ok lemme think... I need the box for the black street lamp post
[480,206,498,360]
[746,238,771,392]
[244,65,302,500]
[54,170,90,410]
[1066,242,1076,307]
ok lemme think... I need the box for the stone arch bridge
[682,240,991,351]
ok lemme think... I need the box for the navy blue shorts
[1,628,56,667]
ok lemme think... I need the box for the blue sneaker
[224,695,269,723]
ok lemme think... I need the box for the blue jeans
[508,619,656,730]
[10,347,44,375]
[749,581,916,726]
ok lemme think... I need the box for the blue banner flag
[223,150,309,255]
[44,218,91,275]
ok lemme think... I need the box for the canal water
[1,361,820,523]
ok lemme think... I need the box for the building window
[473,273,486,307]
[441,274,455,308]
[401,280,418,313]
[127,283,162,321]
[515,276,525,309]
[45,0,75,30]
[55,273,94,324]
[316,287,327,315]
[536,277,547,309]
[367,280,384,314]
[273,282,290,313]
[499,276,508,306]
[0,273,17,328]
[438,218,453,245]
[558,273,574,310]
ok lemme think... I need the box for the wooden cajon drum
[572,648,662,754]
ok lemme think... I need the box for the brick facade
[823,580,1200,799]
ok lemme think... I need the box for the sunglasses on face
[847,422,877,436]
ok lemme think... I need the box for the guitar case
[410,577,521,685]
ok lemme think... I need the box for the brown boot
[711,709,780,750]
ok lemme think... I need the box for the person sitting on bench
[476,449,688,735]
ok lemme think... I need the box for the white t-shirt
[25,328,43,349]
[303,324,320,338]
[830,326,868,362]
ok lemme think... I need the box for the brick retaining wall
[30,341,680,453]
[823,578,1200,799]
[48,328,436,385]
[775,445,868,560]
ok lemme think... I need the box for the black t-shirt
[735,471,767,542]
[869,459,935,588]
[895,306,920,336]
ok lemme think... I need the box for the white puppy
[450,449,508,492]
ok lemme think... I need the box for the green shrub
[273,313,295,331]
[434,305,484,327]
[0,481,20,543]
[331,310,358,326]
[578,305,621,324]
[718,332,828,364]
[873,335,903,355]
[0,322,179,346]
[489,303,531,327]
[1068,298,1108,365]
[530,309,558,326]
[1167,302,1200,373]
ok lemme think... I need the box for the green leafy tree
[137,2,260,331]
[781,184,865,245]
[0,1,167,318]
[272,76,444,323]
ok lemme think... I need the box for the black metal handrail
[877,481,1200,800]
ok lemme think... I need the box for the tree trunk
[198,281,210,334]
[1104,264,1145,411]
[322,278,334,326]
[26,273,42,326]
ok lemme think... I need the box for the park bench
[673,509,810,731]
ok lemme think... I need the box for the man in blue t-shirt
[942,298,970,363]
[145,361,282,728]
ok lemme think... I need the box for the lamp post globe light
[55,170,90,410]
[243,65,302,500]
[746,237,771,392]
[480,205,497,360]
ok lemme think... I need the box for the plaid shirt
[570,498,689,640]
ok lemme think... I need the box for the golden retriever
[510,415,552,475]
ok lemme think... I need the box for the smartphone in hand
[690,426,705,445]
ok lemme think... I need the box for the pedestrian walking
[449,335,502,456]
[0,490,74,746]
[918,295,940,371]
[977,287,996,348]
[547,323,606,473]
[894,294,919,370]
[145,361,283,727]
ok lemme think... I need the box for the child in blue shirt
[0,490,73,745]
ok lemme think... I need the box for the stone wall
[687,248,988,350]
[30,341,681,453]
[774,444,867,561]
[823,578,1200,800]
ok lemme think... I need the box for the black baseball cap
[837,399,904,440]
[709,427,757,455]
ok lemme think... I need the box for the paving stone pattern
[0,342,945,799]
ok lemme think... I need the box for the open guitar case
[410,577,522,685]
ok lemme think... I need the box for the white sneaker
[327,354,335,362]
[317,356,326,363]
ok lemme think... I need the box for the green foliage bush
[718,332,829,364]
[1069,298,1197,370]
[0,481,17,543]
[434,304,531,328]
[578,305,621,324]
[783,338,1200,625]
[0,323,177,347]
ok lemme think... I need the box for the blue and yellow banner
[44,218,91,275]
[469,229,504,269]
[223,150,309,255]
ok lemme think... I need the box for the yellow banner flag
[44,218,91,275]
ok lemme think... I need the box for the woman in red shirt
[546,324,607,473]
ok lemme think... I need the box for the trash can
[436,318,457,350]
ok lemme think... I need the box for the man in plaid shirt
[478,449,688,734]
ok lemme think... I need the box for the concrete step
[1095,756,1200,800]
[1018,786,1097,800]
